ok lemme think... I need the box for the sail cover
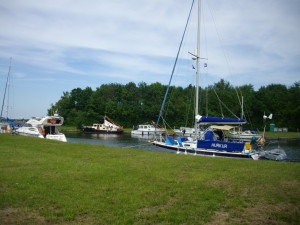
[197,116,246,125]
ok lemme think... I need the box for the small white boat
[15,114,67,142]
[229,129,261,140]
[131,124,165,136]
[174,127,204,137]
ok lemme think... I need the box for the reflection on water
[65,132,300,162]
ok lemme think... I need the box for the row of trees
[48,80,300,131]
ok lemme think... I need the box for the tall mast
[194,0,201,137]
[1,57,12,118]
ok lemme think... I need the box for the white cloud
[0,0,299,118]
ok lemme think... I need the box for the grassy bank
[1,134,299,225]
[265,132,300,138]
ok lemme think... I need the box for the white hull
[131,124,165,136]
[229,132,261,140]
[131,130,164,135]
[16,130,67,142]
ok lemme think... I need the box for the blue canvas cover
[197,140,245,152]
[177,137,188,147]
[197,116,246,124]
[165,136,177,145]
[204,131,216,141]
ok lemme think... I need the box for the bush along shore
[1,134,300,225]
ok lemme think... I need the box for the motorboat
[15,114,67,142]
[83,116,123,134]
[131,124,165,136]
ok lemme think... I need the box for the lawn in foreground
[0,134,299,224]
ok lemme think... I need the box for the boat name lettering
[211,143,227,148]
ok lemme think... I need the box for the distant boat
[228,128,261,140]
[131,124,165,136]
[15,114,67,142]
[0,122,11,134]
[82,116,123,134]
[174,127,204,137]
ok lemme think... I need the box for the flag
[204,63,207,67]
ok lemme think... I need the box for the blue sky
[0,0,299,119]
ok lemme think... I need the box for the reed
[1,134,299,224]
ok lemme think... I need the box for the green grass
[265,132,300,138]
[1,134,299,224]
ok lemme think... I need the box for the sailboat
[152,0,260,160]
[0,57,14,134]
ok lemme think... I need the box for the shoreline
[60,129,300,140]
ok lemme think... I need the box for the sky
[0,0,299,119]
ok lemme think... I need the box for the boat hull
[83,127,123,134]
[131,130,164,136]
[229,134,261,140]
[16,131,67,142]
[152,141,257,159]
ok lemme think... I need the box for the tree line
[48,80,300,131]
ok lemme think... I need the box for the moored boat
[174,127,204,137]
[152,0,262,160]
[15,114,67,142]
[131,124,165,136]
[82,116,123,134]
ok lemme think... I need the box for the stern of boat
[46,133,67,142]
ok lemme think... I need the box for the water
[65,133,174,154]
[65,133,300,162]
[265,139,300,162]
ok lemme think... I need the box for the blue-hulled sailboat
[152,0,260,160]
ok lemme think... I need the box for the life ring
[50,118,56,124]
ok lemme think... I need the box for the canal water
[65,133,300,162]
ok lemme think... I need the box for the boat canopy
[210,125,235,131]
[197,116,246,125]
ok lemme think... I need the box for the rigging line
[214,90,239,119]
[211,86,239,119]
[244,102,254,128]
[156,0,195,126]
[185,85,194,127]
[213,88,224,117]
[161,116,174,132]
[206,1,242,108]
